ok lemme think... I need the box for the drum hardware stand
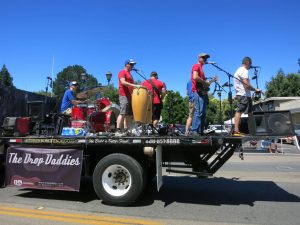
[212,81,227,134]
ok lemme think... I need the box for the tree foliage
[0,64,14,87]
[52,65,98,97]
[102,84,119,104]
[161,91,188,124]
[265,69,300,97]
[34,90,52,97]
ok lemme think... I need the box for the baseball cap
[71,81,79,86]
[198,53,210,59]
[124,59,136,65]
[150,71,158,77]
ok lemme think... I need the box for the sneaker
[115,130,125,137]
[232,131,245,137]
[115,128,126,137]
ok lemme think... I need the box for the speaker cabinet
[28,101,44,122]
[249,110,295,136]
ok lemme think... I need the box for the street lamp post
[80,73,88,91]
[106,71,112,86]
[80,73,88,82]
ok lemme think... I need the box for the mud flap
[156,145,162,192]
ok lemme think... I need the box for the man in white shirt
[233,57,261,136]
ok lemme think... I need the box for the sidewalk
[242,142,300,155]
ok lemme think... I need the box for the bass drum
[89,110,116,133]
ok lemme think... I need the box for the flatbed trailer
[0,135,242,206]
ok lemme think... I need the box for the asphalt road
[0,151,300,225]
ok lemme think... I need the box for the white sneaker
[115,130,125,137]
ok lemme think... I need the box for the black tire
[93,153,145,206]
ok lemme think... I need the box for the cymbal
[76,86,108,99]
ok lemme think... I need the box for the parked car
[205,124,229,135]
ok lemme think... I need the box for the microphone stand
[132,68,148,81]
[210,64,236,129]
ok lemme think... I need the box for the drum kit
[71,86,119,133]
[70,86,154,135]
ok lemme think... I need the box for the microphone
[222,82,229,87]
[206,61,217,65]
[250,66,260,69]
[47,76,52,80]
[131,68,139,72]
[252,75,258,80]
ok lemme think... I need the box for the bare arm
[71,99,86,105]
[242,78,259,92]
[161,87,166,98]
[120,77,139,88]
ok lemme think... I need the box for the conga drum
[132,87,149,123]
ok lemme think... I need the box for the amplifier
[2,117,31,137]
[249,111,295,136]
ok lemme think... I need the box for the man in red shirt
[190,53,214,135]
[142,71,166,128]
[116,59,141,136]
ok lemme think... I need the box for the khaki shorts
[188,101,195,118]
[62,108,72,116]
[119,96,133,116]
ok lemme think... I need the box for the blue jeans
[191,93,208,134]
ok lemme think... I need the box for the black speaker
[28,101,44,122]
[250,110,295,136]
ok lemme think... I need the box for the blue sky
[1,0,300,97]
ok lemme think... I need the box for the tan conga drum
[146,94,152,124]
[132,86,149,123]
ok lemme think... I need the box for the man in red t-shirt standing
[190,53,214,135]
[116,59,141,136]
[142,71,166,128]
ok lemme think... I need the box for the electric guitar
[198,75,218,95]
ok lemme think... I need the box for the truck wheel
[93,153,144,206]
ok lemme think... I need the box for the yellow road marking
[0,205,162,225]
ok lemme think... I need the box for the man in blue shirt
[185,80,194,135]
[61,81,86,115]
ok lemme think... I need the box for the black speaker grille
[28,101,44,122]
[252,111,295,136]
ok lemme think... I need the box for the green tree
[52,65,98,97]
[265,69,300,97]
[102,84,119,104]
[161,91,188,124]
[34,90,52,97]
[0,64,14,87]
[206,95,219,125]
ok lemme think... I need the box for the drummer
[116,59,141,136]
[61,81,86,115]
[142,71,166,128]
